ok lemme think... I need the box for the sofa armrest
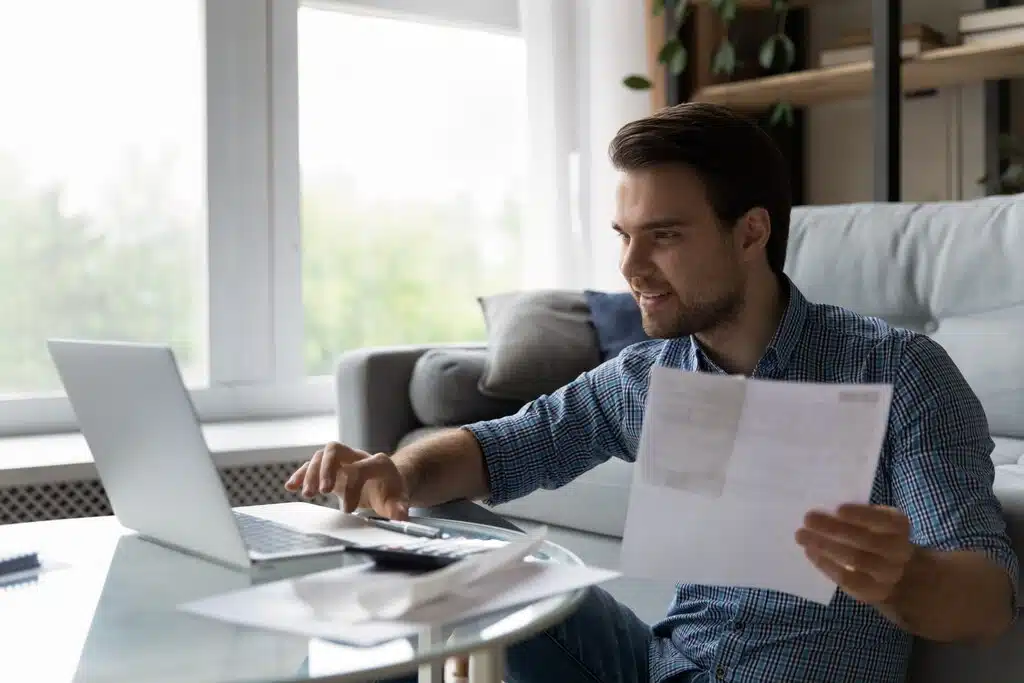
[334,343,486,454]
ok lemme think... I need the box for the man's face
[614,165,747,339]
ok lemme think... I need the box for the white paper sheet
[621,366,892,604]
[352,527,550,619]
[180,541,619,646]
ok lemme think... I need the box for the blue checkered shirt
[466,280,1019,683]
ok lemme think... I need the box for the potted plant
[625,0,799,125]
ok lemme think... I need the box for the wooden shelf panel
[691,40,1024,109]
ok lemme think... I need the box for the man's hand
[796,503,916,606]
[284,442,410,520]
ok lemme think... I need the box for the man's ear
[735,207,771,260]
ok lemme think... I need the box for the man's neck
[694,273,787,376]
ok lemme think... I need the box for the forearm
[391,427,490,508]
[879,547,1014,642]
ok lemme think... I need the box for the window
[0,0,206,398]
[0,0,534,436]
[297,6,528,376]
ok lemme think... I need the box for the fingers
[802,510,899,556]
[386,499,410,521]
[319,442,365,494]
[302,449,325,497]
[339,453,390,513]
[339,453,409,516]
[803,544,895,604]
[835,504,910,534]
[795,527,902,584]
[284,461,308,492]
[283,442,367,498]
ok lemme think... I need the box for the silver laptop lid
[47,339,250,569]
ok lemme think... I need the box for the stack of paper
[180,527,619,646]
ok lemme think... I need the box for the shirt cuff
[462,418,523,507]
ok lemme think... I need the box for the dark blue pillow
[584,290,650,361]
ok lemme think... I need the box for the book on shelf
[819,24,945,68]
[962,26,1024,47]
[835,22,946,49]
[819,38,941,68]
[958,6,1024,35]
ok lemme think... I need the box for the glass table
[0,510,587,683]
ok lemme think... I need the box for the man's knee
[408,498,523,533]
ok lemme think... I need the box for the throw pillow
[477,290,601,401]
[584,290,650,361]
[408,348,524,427]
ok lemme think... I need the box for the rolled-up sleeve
[463,353,634,506]
[888,335,1019,610]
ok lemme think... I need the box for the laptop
[47,338,353,573]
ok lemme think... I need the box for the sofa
[334,193,1024,681]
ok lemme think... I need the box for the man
[285,103,1018,682]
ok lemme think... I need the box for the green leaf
[717,0,738,23]
[652,0,667,16]
[657,38,683,65]
[759,36,777,70]
[712,40,737,75]
[657,39,688,75]
[623,75,653,90]
[769,101,795,127]
[778,34,796,70]
[1002,162,1024,185]
[673,0,690,23]
[669,46,688,75]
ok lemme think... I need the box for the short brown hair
[608,102,791,276]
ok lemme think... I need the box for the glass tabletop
[0,512,587,683]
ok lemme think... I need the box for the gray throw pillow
[477,290,601,401]
[409,348,523,427]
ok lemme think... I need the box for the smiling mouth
[637,292,671,308]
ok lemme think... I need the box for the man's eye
[617,232,630,242]
[653,230,678,240]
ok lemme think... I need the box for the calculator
[350,536,506,572]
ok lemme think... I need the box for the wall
[806,0,1024,204]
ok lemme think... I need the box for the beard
[639,284,745,339]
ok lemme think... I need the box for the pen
[364,515,443,539]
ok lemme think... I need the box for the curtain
[517,0,650,291]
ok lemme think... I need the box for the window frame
[0,0,520,437]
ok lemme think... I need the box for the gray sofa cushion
[408,348,523,427]
[477,290,601,401]
[787,194,1024,439]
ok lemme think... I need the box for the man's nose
[620,241,653,280]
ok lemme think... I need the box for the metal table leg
[416,626,445,683]
[468,646,505,683]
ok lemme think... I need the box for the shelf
[691,39,1024,109]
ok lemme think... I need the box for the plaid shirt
[467,280,1019,683]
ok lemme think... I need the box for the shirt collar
[762,275,808,374]
[680,275,809,376]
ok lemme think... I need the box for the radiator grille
[0,462,337,525]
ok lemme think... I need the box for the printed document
[181,528,619,646]
[621,366,892,604]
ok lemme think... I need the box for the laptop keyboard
[233,512,347,555]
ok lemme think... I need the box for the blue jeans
[380,584,655,683]
[380,501,703,683]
